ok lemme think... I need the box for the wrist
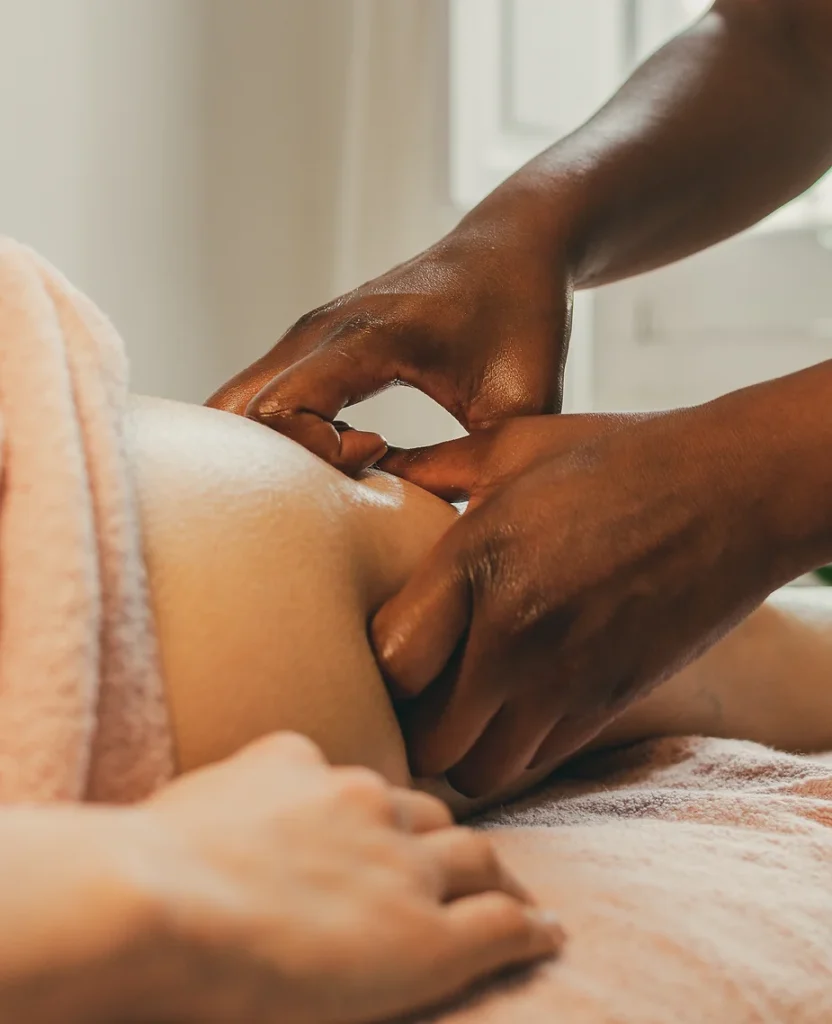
[450,161,590,280]
[694,361,832,586]
[0,807,184,1024]
[124,804,296,1024]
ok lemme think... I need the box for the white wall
[0,0,216,401]
[0,0,459,446]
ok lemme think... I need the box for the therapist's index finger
[258,406,388,476]
[249,315,405,421]
[205,303,331,414]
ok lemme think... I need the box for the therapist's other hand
[373,406,778,798]
[382,412,646,510]
[207,220,573,475]
[142,733,562,1024]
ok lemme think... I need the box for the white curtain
[204,0,463,445]
[327,0,465,444]
[332,0,456,294]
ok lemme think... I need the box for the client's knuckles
[335,767,396,820]
[253,731,327,766]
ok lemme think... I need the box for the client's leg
[593,587,832,754]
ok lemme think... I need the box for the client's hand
[141,733,562,1024]
[373,404,787,798]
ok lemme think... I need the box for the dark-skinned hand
[373,406,785,798]
[207,219,573,474]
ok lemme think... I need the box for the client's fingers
[239,731,329,769]
[422,828,530,903]
[391,789,454,834]
[435,894,563,997]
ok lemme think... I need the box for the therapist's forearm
[0,806,179,1023]
[464,0,832,288]
[705,358,832,586]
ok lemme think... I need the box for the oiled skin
[127,395,454,786]
[126,396,832,815]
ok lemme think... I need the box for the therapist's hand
[141,733,562,1024]
[207,218,573,475]
[372,403,787,798]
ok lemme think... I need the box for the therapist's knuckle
[505,581,555,637]
[466,526,515,598]
[474,535,550,637]
[288,301,338,336]
[327,309,385,342]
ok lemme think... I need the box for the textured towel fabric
[418,737,832,1023]
[0,238,173,802]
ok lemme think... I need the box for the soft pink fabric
[430,737,832,1023]
[0,238,173,802]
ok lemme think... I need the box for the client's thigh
[125,396,441,786]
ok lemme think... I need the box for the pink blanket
[0,238,173,802]
[436,736,832,1023]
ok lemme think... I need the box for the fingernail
[527,909,566,944]
[368,441,389,467]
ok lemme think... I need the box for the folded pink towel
[0,238,173,803]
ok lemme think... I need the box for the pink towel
[431,737,832,1023]
[0,238,173,803]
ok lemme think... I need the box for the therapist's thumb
[372,526,473,700]
[380,435,491,505]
